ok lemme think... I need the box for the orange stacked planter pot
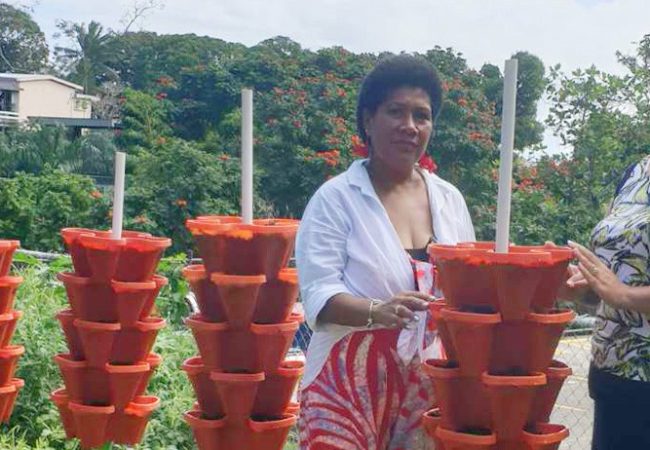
[423,243,574,449]
[0,240,24,425]
[183,216,300,450]
[51,228,169,449]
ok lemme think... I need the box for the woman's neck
[367,158,419,191]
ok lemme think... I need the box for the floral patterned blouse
[590,155,650,381]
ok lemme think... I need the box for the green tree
[0,3,48,72]
[123,139,244,251]
[0,170,108,250]
[117,87,172,150]
[54,20,115,93]
[511,51,546,149]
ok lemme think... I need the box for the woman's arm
[319,291,432,329]
[569,241,650,315]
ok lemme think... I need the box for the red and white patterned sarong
[298,259,437,450]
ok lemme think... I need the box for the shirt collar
[346,159,377,199]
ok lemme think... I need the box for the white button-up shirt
[296,159,475,387]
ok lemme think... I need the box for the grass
[1,254,301,449]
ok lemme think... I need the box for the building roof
[0,73,84,91]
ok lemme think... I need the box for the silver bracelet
[366,299,381,328]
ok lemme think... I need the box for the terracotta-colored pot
[522,423,570,450]
[112,279,158,326]
[436,426,497,450]
[50,388,76,439]
[195,215,243,223]
[0,276,22,314]
[54,354,107,404]
[111,317,166,365]
[58,275,155,327]
[422,408,445,450]
[254,268,299,324]
[140,275,168,319]
[61,228,97,276]
[182,265,227,322]
[441,307,501,377]
[0,310,22,347]
[210,370,265,425]
[0,383,17,427]
[222,219,299,278]
[68,401,114,449]
[114,236,171,282]
[529,360,573,424]
[251,317,301,374]
[430,301,457,360]
[253,359,304,417]
[78,234,126,282]
[248,413,298,450]
[0,345,24,385]
[187,217,299,278]
[185,315,229,371]
[429,244,558,320]
[185,314,258,372]
[1,378,23,423]
[54,354,148,408]
[109,395,161,445]
[0,240,19,278]
[491,252,552,321]
[211,273,266,330]
[429,245,497,310]
[421,359,491,431]
[482,371,547,440]
[491,310,575,375]
[183,409,231,450]
[135,353,163,397]
[186,219,239,275]
[182,356,224,418]
[57,272,113,321]
[56,309,84,360]
[285,401,300,415]
[106,361,151,410]
[73,319,121,368]
[529,248,573,311]
[525,310,575,373]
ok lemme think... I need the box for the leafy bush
[0,170,108,251]
[123,139,246,253]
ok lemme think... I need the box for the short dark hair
[356,54,443,144]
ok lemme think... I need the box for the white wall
[16,80,92,121]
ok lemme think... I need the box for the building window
[0,90,15,112]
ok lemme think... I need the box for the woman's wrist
[366,299,381,328]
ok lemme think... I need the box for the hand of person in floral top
[569,240,650,314]
[544,241,589,301]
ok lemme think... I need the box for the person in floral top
[564,155,650,449]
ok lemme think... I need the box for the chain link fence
[290,313,595,450]
[551,328,594,449]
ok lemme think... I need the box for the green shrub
[0,170,109,251]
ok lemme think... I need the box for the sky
[18,0,650,153]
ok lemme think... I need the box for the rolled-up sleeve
[296,185,351,330]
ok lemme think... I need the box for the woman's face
[364,86,433,173]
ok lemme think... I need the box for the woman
[562,157,650,450]
[295,55,475,450]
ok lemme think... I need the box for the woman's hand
[568,240,632,309]
[544,241,590,301]
[373,291,432,329]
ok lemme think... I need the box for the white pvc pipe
[111,151,126,239]
[495,59,518,253]
[241,88,254,224]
